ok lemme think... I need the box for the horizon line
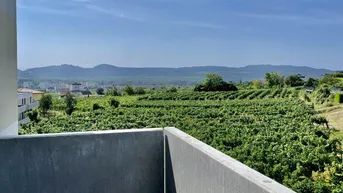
[18,64,336,71]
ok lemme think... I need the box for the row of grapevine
[140,89,298,101]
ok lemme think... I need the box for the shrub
[135,87,146,95]
[303,93,311,102]
[93,103,102,110]
[169,86,178,93]
[123,85,135,95]
[106,88,120,96]
[335,93,343,104]
[27,110,39,123]
[96,88,105,95]
[304,78,319,88]
[109,98,120,108]
[314,85,331,104]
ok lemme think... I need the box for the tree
[39,94,52,116]
[203,74,225,88]
[304,78,319,88]
[96,88,105,95]
[109,98,120,108]
[252,80,263,89]
[265,72,283,88]
[333,71,343,78]
[169,86,178,93]
[27,110,39,123]
[194,74,238,92]
[123,85,135,95]
[106,87,120,96]
[135,87,146,95]
[285,74,305,87]
[64,92,76,115]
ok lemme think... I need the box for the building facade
[0,0,17,135]
[17,93,39,125]
[18,88,45,101]
[70,82,83,92]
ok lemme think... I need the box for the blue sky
[17,0,343,70]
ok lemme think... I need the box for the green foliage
[105,87,120,96]
[169,86,178,93]
[39,94,52,116]
[304,78,319,88]
[194,74,238,92]
[96,88,105,95]
[285,74,305,87]
[333,71,343,78]
[300,91,311,102]
[26,110,39,123]
[265,72,284,88]
[139,89,296,101]
[252,80,263,89]
[109,98,120,108]
[320,74,340,86]
[64,92,76,115]
[123,85,135,95]
[135,87,146,95]
[335,93,343,104]
[92,103,103,110]
[314,85,332,104]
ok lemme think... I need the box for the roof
[59,90,69,95]
[18,88,44,94]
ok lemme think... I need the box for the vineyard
[20,93,343,192]
[139,88,300,101]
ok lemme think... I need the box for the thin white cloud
[172,21,226,29]
[18,4,81,17]
[18,0,227,30]
[236,12,343,25]
[85,4,147,22]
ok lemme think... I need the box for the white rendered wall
[0,0,18,135]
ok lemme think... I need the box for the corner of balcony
[0,127,295,193]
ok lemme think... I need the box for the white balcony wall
[0,0,18,135]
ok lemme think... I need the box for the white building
[17,93,39,125]
[70,82,83,92]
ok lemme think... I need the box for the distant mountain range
[18,64,333,84]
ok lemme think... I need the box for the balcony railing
[0,128,294,193]
[18,101,39,114]
[18,117,30,125]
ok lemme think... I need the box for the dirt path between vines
[319,105,343,138]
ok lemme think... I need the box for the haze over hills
[18,64,332,84]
